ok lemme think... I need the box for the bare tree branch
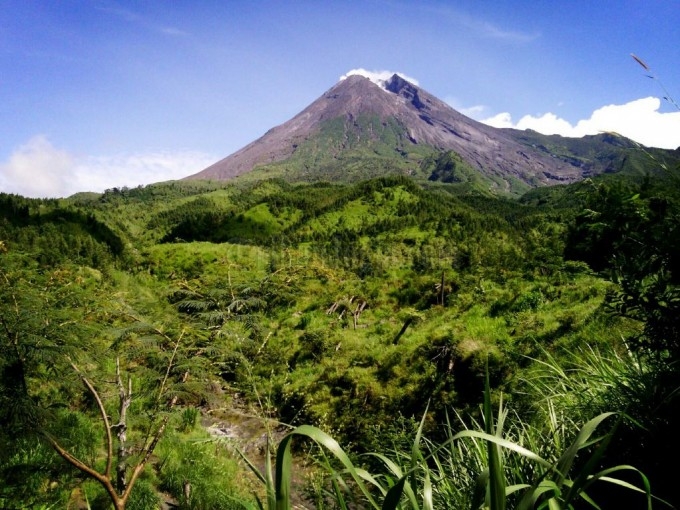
[42,431,122,508]
[122,415,170,506]
[115,357,132,493]
[156,329,185,407]
[69,359,113,480]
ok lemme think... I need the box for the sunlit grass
[237,369,655,509]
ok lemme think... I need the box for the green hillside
[234,114,439,185]
[2,167,679,508]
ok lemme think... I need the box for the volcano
[185,73,657,191]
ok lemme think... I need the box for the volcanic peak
[186,71,632,188]
[338,69,420,93]
[384,74,426,109]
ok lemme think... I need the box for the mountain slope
[186,74,679,192]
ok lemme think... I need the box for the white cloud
[159,26,188,37]
[517,112,575,134]
[0,136,74,198]
[444,97,488,118]
[339,69,420,89]
[412,4,539,43]
[459,105,487,117]
[482,97,680,149]
[0,135,216,198]
[482,112,514,129]
[97,4,188,36]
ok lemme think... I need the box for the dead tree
[353,300,367,329]
[43,332,185,510]
[327,296,368,329]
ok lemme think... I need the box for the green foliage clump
[157,433,249,509]
[566,176,680,360]
[0,192,126,267]
[240,373,653,510]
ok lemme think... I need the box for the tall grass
[519,344,680,437]
[519,344,679,508]
[238,367,655,509]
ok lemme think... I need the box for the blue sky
[1,0,679,197]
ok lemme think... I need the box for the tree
[42,352,184,510]
[0,251,105,505]
[0,254,89,432]
[0,246,193,508]
[170,276,268,341]
[565,179,680,360]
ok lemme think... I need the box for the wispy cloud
[96,2,188,37]
[20,49,79,62]
[0,136,216,198]
[468,18,540,43]
[482,97,680,149]
[390,1,539,43]
[158,26,188,37]
[96,4,141,23]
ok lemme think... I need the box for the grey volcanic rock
[186,74,584,185]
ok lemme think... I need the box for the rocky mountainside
[186,74,678,191]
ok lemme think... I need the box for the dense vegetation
[1,164,679,508]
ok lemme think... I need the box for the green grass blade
[546,498,562,510]
[554,412,615,485]
[413,404,433,510]
[275,425,381,510]
[505,483,531,496]
[318,446,350,510]
[235,443,275,509]
[265,438,276,510]
[409,403,428,504]
[274,433,292,510]
[366,453,419,508]
[436,429,551,467]
[422,459,433,510]
[562,414,619,505]
[235,446,268,486]
[330,474,349,510]
[355,464,391,495]
[364,452,405,481]
[382,477,409,510]
[560,479,601,509]
[484,366,505,510]
[516,473,560,510]
[581,465,654,510]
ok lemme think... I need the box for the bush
[158,434,249,509]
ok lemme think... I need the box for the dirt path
[203,398,315,509]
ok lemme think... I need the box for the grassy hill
[1,166,679,508]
